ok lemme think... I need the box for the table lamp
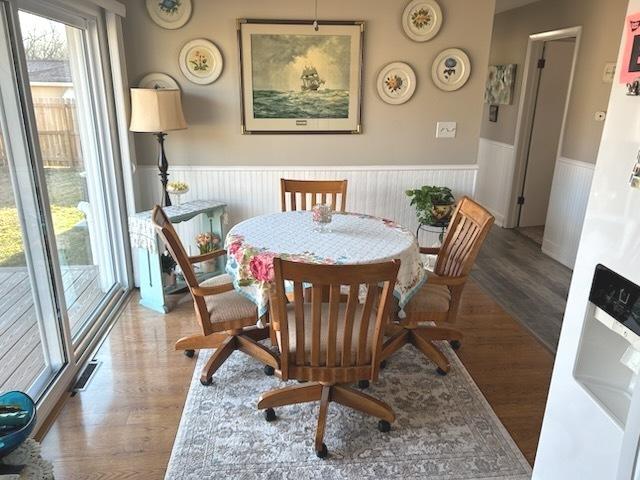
[130,88,187,207]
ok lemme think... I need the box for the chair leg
[409,330,451,374]
[200,335,237,385]
[332,385,395,423]
[236,335,279,370]
[315,385,331,458]
[257,382,323,409]
[414,325,463,343]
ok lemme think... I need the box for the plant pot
[201,259,216,273]
[432,203,455,224]
[163,272,177,288]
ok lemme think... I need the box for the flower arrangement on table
[196,232,221,273]
[167,181,189,205]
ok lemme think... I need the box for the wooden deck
[0,265,102,393]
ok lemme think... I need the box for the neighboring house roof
[27,59,72,83]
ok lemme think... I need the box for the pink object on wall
[620,12,640,83]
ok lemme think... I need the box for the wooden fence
[0,97,82,168]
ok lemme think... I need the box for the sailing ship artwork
[249,33,352,119]
[239,20,363,133]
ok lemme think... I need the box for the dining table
[224,210,427,327]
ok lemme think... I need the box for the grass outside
[0,166,91,267]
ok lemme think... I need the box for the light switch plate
[436,122,457,138]
[603,62,616,83]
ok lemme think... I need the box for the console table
[129,200,227,313]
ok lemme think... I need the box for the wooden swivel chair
[258,258,400,458]
[280,178,348,212]
[151,206,278,385]
[382,197,494,375]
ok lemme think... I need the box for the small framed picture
[489,104,499,122]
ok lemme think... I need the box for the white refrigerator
[533,0,640,478]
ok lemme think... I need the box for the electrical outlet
[436,122,457,138]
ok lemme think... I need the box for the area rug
[165,344,532,479]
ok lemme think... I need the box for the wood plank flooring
[39,281,554,478]
[0,265,102,392]
[471,226,572,351]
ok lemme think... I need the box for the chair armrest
[189,249,227,264]
[426,273,467,287]
[419,247,441,255]
[191,282,235,297]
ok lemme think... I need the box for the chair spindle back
[280,179,348,212]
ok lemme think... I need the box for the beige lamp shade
[129,88,187,133]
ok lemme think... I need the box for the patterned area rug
[165,344,532,479]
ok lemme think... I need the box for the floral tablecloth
[224,211,426,323]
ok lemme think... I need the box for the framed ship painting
[238,19,364,134]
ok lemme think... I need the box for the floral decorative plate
[377,62,417,105]
[138,72,180,90]
[431,48,471,91]
[402,0,443,42]
[179,39,224,85]
[146,0,192,30]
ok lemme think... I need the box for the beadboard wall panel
[542,157,595,269]
[475,138,516,226]
[137,165,478,254]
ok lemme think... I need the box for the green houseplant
[405,186,455,226]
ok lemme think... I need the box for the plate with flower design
[179,39,224,85]
[431,48,471,91]
[402,0,443,42]
[146,0,192,30]
[377,62,417,105]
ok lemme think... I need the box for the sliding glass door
[0,0,131,410]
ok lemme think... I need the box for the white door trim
[505,26,582,228]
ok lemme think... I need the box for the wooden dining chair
[151,206,278,385]
[280,178,348,212]
[258,258,400,458]
[382,196,494,375]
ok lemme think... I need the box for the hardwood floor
[472,226,572,352]
[39,282,553,477]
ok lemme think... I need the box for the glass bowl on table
[312,204,333,233]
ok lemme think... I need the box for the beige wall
[479,0,627,163]
[122,0,495,167]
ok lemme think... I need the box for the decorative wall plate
[377,62,417,105]
[179,39,223,85]
[431,48,471,91]
[138,72,180,90]
[402,0,443,42]
[146,0,192,30]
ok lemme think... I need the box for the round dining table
[224,211,426,325]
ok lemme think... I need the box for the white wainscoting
[136,164,478,252]
[475,138,515,227]
[542,156,595,269]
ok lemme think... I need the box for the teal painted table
[129,200,227,313]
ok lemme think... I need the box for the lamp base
[155,132,172,207]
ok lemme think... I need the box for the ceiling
[495,0,543,14]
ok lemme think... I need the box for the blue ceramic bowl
[0,391,36,459]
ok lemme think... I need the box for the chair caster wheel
[378,420,391,433]
[436,367,448,376]
[184,350,195,358]
[200,376,212,386]
[380,360,388,370]
[264,408,277,422]
[357,380,369,389]
[264,365,275,376]
[449,340,461,350]
[316,443,328,459]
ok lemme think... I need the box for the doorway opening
[507,27,581,249]
[516,36,578,247]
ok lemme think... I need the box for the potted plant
[160,251,177,287]
[405,186,455,226]
[195,232,221,273]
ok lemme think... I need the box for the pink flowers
[249,252,276,282]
